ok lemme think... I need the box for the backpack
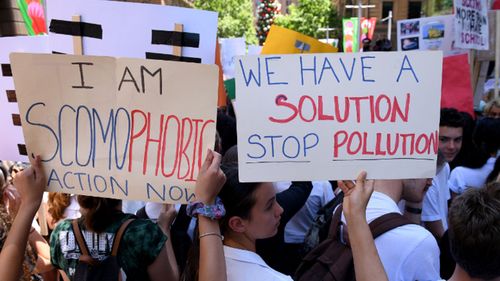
[302,191,344,253]
[71,218,135,281]
[294,206,412,281]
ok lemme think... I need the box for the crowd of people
[0,103,499,281]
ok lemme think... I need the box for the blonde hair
[484,97,500,115]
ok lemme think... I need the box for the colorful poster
[46,0,218,63]
[441,54,474,117]
[235,52,443,181]
[343,17,377,52]
[0,36,49,162]
[343,18,359,53]
[220,38,246,79]
[397,15,464,56]
[261,25,338,55]
[10,53,218,203]
[17,0,47,35]
[454,0,489,50]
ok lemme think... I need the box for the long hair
[47,192,71,224]
[77,196,121,233]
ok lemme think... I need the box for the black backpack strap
[111,219,135,256]
[369,212,413,239]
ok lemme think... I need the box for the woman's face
[243,182,283,240]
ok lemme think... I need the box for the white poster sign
[47,0,218,63]
[0,36,49,162]
[235,52,442,181]
[397,15,465,56]
[11,53,218,203]
[454,0,489,50]
[220,38,246,79]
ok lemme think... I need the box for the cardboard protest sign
[441,54,474,116]
[235,52,442,181]
[10,53,218,203]
[47,0,218,63]
[261,25,338,55]
[454,0,489,50]
[0,36,49,162]
[397,15,465,56]
[220,38,246,79]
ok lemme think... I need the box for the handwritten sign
[10,53,218,203]
[220,38,246,79]
[47,0,218,63]
[454,0,489,50]
[0,36,49,162]
[235,52,442,181]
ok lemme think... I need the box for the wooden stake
[72,15,83,55]
[173,23,183,58]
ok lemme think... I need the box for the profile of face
[228,182,283,240]
[402,178,432,203]
[438,126,463,163]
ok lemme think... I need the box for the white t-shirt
[422,163,451,230]
[448,157,497,194]
[224,245,293,281]
[274,181,334,243]
[344,192,441,281]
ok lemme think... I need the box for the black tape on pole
[17,144,27,156]
[6,90,16,102]
[49,19,103,39]
[12,114,21,126]
[52,51,67,55]
[1,64,12,77]
[145,52,202,63]
[151,30,200,48]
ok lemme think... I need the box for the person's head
[221,145,238,165]
[401,178,433,203]
[438,108,464,163]
[448,183,500,279]
[469,117,500,167]
[77,196,121,233]
[218,164,283,241]
[483,97,500,119]
[47,192,71,225]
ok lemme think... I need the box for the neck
[449,265,500,281]
[223,232,256,252]
[373,180,403,204]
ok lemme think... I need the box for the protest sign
[397,15,465,56]
[261,25,338,55]
[47,0,218,63]
[454,0,489,50]
[10,53,218,203]
[235,52,442,181]
[17,0,47,35]
[220,38,246,79]
[343,17,377,52]
[0,36,49,162]
[441,54,474,116]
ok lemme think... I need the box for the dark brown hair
[77,196,121,233]
[449,182,500,279]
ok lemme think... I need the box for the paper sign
[47,0,218,63]
[0,36,49,162]
[343,18,359,53]
[220,38,246,79]
[248,45,263,55]
[441,54,474,116]
[261,25,338,55]
[235,52,442,181]
[454,0,489,50]
[10,53,218,203]
[398,15,465,56]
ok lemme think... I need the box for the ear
[227,216,247,233]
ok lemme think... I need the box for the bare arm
[340,172,388,281]
[195,150,227,281]
[0,156,45,281]
[148,204,179,281]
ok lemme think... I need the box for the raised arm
[339,171,388,281]
[0,156,46,281]
[195,149,227,281]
